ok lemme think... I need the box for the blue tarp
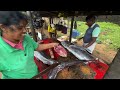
[72,29,80,38]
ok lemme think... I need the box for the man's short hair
[0,11,28,27]
[86,14,96,22]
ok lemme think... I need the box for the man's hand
[83,37,97,48]
[50,43,59,47]
[83,45,88,48]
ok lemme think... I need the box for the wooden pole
[74,21,77,29]
[69,16,74,43]
[49,17,52,24]
[27,11,37,42]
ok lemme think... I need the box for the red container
[88,60,109,79]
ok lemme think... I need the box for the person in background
[0,11,59,79]
[80,14,101,54]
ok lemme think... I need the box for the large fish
[61,41,95,61]
[34,51,59,65]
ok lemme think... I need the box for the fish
[48,61,82,79]
[54,45,67,57]
[34,51,59,65]
[61,41,95,61]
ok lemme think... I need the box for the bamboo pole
[69,16,74,43]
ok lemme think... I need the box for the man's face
[5,20,28,41]
[86,19,94,27]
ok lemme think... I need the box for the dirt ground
[104,49,120,79]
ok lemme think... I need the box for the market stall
[25,11,117,79]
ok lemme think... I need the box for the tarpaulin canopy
[31,11,120,17]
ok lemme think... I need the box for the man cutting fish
[80,14,101,54]
[0,11,59,79]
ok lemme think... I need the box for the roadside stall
[26,11,115,79]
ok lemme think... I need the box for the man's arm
[83,37,97,48]
[25,34,59,51]
[36,43,59,51]
[0,72,2,79]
